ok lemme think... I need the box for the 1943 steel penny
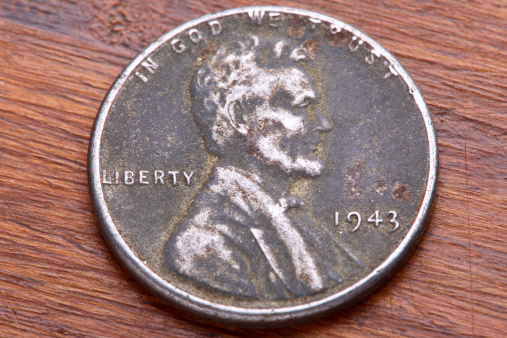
[88,6,438,328]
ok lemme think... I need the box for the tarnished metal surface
[88,6,438,328]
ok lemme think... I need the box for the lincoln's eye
[301,97,312,107]
[297,97,312,108]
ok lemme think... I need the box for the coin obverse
[89,6,438,328]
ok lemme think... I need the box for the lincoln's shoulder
[162,177,265,297]
[164,170,259,258]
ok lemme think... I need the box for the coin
[88,6,438,328]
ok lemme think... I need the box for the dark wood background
[1,0,505,336]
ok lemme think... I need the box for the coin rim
[88,5,438,327]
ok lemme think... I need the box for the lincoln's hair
[190,35,315,156]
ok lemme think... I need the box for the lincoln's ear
[229,97,264,135]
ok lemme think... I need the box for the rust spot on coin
[326,29,351,46]
[288,15,305,38]
[199,42,220,61]
[375,180,387,195]
[346,182,364,198]
[392,182,412,202]
[345,162,364,181]
[302,38,322,58]
[345,162,365,197]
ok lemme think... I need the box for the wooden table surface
[1,0,505,336]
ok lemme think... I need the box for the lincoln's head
[191,35,332,176]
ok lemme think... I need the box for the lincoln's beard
[250,133,323,176]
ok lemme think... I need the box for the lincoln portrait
[164,35,362,300]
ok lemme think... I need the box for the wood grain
[0,0,505,336]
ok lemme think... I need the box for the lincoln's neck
[217,151,291,201]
